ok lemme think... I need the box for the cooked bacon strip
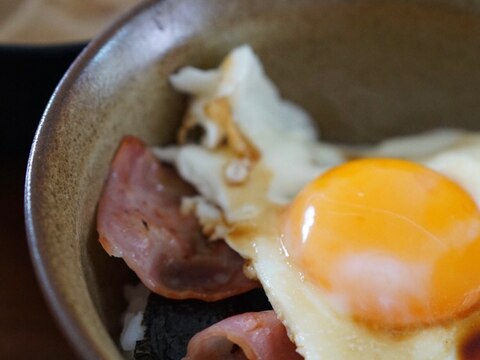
[97,136,259,301]
[183,310,302,360]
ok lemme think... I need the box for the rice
[120,283,150,358]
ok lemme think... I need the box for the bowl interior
[26,0,480,359]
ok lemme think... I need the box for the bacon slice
[183,311,302,360]
[97,136,259,301]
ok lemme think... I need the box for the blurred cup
[0,0,141,160]
[0,0,141,44]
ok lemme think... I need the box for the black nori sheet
[134,288,272,360]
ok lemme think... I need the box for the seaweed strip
[134,288,271,360]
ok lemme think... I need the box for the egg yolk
[282,158,480,328]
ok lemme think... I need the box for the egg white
[156,45,480,360]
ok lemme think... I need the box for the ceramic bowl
[25,0,480,359]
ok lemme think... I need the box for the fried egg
[155,45,480,359]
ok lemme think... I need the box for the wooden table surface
[0,160,79,359]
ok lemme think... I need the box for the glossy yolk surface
[282,158,480,328]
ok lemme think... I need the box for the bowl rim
[24,0,157,358]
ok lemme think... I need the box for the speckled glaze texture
[25,0,480,359]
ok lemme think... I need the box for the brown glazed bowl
[25,0,480,359]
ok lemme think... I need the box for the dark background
[0,44,86,359]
